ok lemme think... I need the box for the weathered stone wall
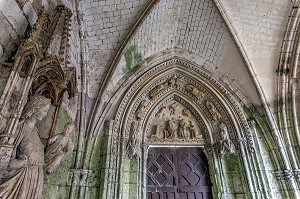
[0,0,298,199]
[77,0,149,98]
[107,0,261,108]
[219,0,291,101]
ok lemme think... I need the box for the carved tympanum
[149,102,204,144]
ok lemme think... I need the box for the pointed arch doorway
[146,146,213,199]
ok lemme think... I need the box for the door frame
[145,145,213,199]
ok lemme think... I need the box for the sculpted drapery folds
[0,95,51,199]
[0,94,75,199]
[45,122,74,175]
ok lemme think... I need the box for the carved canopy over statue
[0,5,77,199]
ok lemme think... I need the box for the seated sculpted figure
[45,122,74,175]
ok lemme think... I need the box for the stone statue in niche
[127,121,141,157]
[135,100,146,120]
[185,84,205,100]
[0,94,51,199]
[44,122,74,175]
[219,123,236,157]
[206,101,221,122]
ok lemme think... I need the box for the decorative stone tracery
[104,58,256,199]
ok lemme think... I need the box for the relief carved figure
[166,118,177,138]
[188,121,197,138]
[45,122,74,175]
[127,121,141,157]
[178,119,188,138]
[206,101,221,122]
[185,84,205,100]
[148,82,168,99]
[155,106,167,117]
[219,123,236,157]
[182,109,191,118]
[153,123,165,139]
[0,94,51,199]
[135,100,146,120]
[168,76,182,87]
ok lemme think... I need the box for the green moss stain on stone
[123,158,131,198]
[123,45,142,74]
[223,155,241,173]
[56,106,73,132]
[88,130,108,199]
[128,158,138,199]
[122,157,139,199]
[42,106,74,199]
[42,144,75,199]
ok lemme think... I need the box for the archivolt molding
[113,58,254,157]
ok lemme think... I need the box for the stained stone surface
[0,0,299,199]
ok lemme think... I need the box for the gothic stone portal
[146,147,213,199]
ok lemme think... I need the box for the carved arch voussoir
[113,58,254,157]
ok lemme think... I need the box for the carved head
[64,122,75,135]
[21,94,51,120]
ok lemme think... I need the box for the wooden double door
[147,147,213,199]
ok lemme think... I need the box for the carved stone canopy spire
[46,6,72,68]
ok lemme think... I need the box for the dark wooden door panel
[147,147,212,199]
[147,147,178,198]
[177,147,212,199]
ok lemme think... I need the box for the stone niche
[147,101,205,145]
